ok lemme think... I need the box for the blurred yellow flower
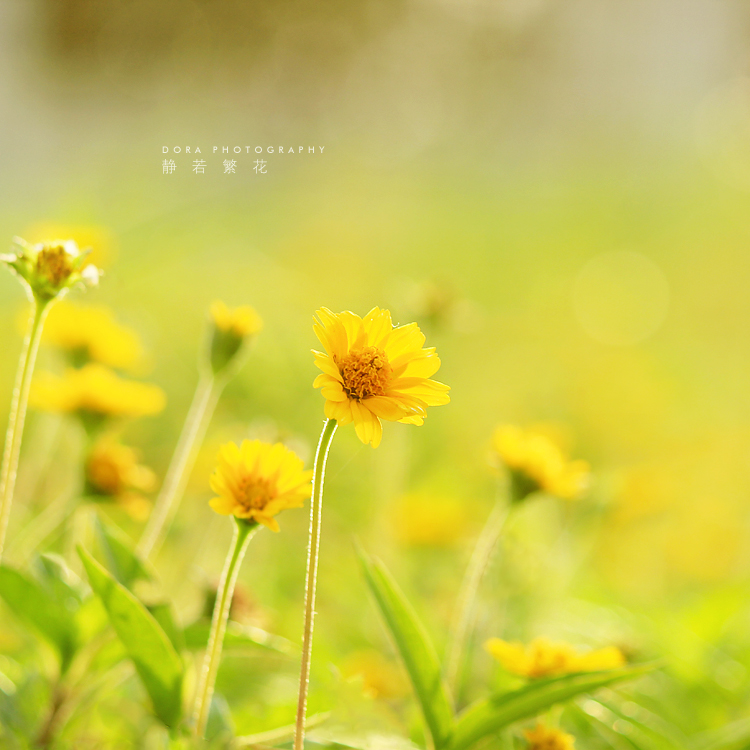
[341,650,408,699]
[491,425,590,501]
[524,724,575,750]
[312,307,450,447]
[1,237,100,303]
[485,637,625,678]
[208,301,263,375]
[86,438,157,520]
[209,439,312,531]
[30,364,165,419]
[24,223,116,269]
[394,492,468,547]
[41,303,143,370]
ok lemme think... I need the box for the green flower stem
[0,299,49,562]
[137,374,222,560]
[193,517,258,737]
[445,499,510,698]
[294,418,337,750]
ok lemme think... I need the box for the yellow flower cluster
[42,303,143,370]
[524,724,576,750]
[312,307,450,447]
[492,425,590,501]
[209,439,312,531]
[485,636,625,679]
[30,364,165,419]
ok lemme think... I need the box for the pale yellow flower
[524,724,576,750]
[29,364,165,419]
[394,492,468,547]
[23,223,116,269]
[341,650,408,700]
[208,301,263,375]
[86,438,157,520]
[312,307,450,447]
[209,439,312,532]
[41,303,143,370]
[492,425,590,501]
[485,637,625,679]
[2,237,100,303]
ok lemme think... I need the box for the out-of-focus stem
[293,418,337,750]
[445,500,509,696]
[137,374,221,560]
[0,299,49,562]
[193,518,256,737]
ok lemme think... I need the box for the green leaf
[0,565,79,672]
[93,516,152,589]
[358,547,454,750]
[692,717,750,750]
[148,602,185,653]
[448,663,658,750]
[78,546,184,728]
[183,619,294,654]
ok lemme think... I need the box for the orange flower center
[235,475,274,511]
[337,346,393,401]
[36,245,73,286]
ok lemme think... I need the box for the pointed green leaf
[93,516,152,589]
[0,565,79,672]
[358,547,454,750]
[448,663,658,750]
[148,602,185,653]
[77,546,183,728]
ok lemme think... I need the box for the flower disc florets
[1,237,101,303]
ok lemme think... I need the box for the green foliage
[78,546,184,729]
[93,515,152,589]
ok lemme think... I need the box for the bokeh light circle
[573,250,670,346]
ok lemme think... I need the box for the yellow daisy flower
[485,637,625,679]
[29,364,165,419]
[492,425,590,501]
[41,303,143,370]
[23,223,116,269]
[208,301,263,375]
[312,307,450,447]
[524,724,576,750]
[209,439,312,532]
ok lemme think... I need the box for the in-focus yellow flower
[394,492,468,547]
[1,237,100,303]
[30,364,165,420]
[23,223,116,269]
[312,307,450,447]
[524,724,576,750]
[208,301,263,375]
[86,438,157,520]
[492,425,590,501]
[209,439,312,531]
[485,637,625,679]
[41,303,143,370]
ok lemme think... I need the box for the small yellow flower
[23,223,116,269]
[208,301,263,375]
[491,425,590,501]
[41,303,143,370]
[209,439,312,532]
[29,364,165,419]
[1,237,100,303]
[85,438,157,520]
[341,650,408,700]
[312,307,450,447]
[394,492,468,547]
[485,637,625,679]
[524,724,576,750]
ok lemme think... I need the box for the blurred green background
[1,0,750,744]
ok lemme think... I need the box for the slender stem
[0,299,49,562]
[137,374,221,560]
[193,518,257,737]
[294,418,337,750]
[445,499,510,697]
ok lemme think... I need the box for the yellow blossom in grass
[29,364,165,420]
[524,724,576,750]
[208,301,263,375]
[41,303,143,370]
[1,237,100,303]
[312,307,450,447]
[485,637,625,679]
[341,650,408,700]
[24,223,116,269]
[492,425,590,501]
[209,440,312,531]
[85,438,157,520]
